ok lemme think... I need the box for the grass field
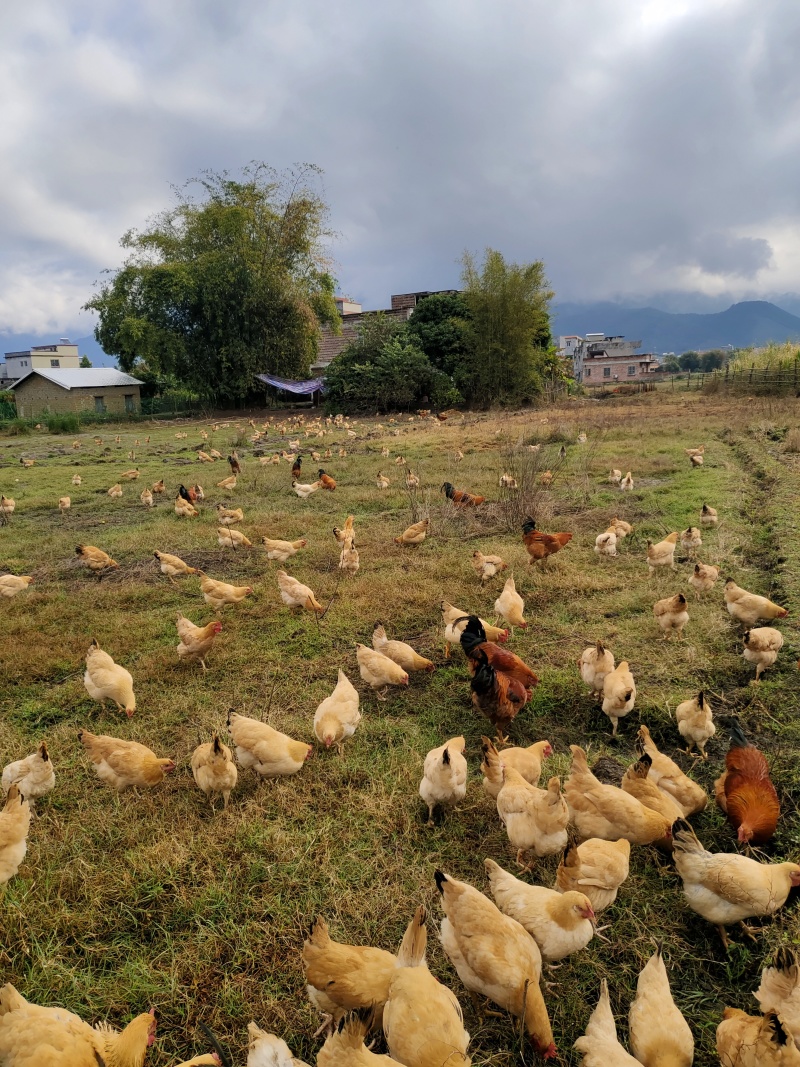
[1,391,800,1066]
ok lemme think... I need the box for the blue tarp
[256,373,325,395]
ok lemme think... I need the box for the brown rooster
[521,517,573,564]
[318,469,337,490]
[291,454,302,479]
[469,647,529,743]
[715,719,779,845]
[460,616,539,692]
[441,481,485,506]
[228,451,242,475]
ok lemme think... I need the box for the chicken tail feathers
[397,905,427,967]
[434,869,448,895]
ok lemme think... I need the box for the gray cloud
[1,0,799,338]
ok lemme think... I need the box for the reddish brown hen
[469,647,529,743]
[521,517,573,563]
[460,616,539,692]
[441,481,485,506]
[715,719,779,845]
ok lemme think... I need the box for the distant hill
[0,332,116,368]
[551,300,800,354]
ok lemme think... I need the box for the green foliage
[324,314,461,413]
[661,356,681,373]
[459,249,555,406]
[45,414,80,434]
[85,163,340,404]
[79,355,93,368]
[405,292,471,377]
[679,350,701,371]
[698,349,726,372]
[0,418,34,435]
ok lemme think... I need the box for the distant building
[559,334,660,383]
[10,368,143,418]
[0,338,81,384]
[313,290,460,375]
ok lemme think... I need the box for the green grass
[1,395,799,1065]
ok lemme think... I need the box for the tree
[84,163,340,404]
[323,314,460,413]
[699,349,726,372]
[405,292,471,376]
[459,249,555,406]
[678,351,701,371]
[79,355,93,368]
[661,356,681,373]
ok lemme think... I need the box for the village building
[0,339,81,384]
[10,368,143,418]
[559,333,660,383]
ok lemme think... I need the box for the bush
[46,414,81,434]
[0,418,35,436]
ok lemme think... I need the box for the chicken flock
[1,414,798,1067]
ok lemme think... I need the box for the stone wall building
[561,333,660,384]
[10,368,143,418]
[0,339,81,384]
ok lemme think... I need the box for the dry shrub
[784,427,800,453]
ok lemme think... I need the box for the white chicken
[1,743,55,805]
[419,737,468,825]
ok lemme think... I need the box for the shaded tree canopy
[679,350,701,371]
[85,163,339,403]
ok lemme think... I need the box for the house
[313,290,460,375]
[10,368,144,418]
[566,334,660,383]
[0,338,81,384]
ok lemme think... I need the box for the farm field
[1,391,800,1066]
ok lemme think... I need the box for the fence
[670,360,800,394]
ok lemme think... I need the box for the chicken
[83,639,136,716]
[246,1020,312,1067]
[0,495,15,517]
[461,617,538,690]
[496,769,569,867]
[318,469,337,490]
[175,494,199,517]
[209,448,223,459]
[293,479,321,499]
[216,474,237,490]
[200,574,254,610]
[480,736,551,799]
[152,478,165,493]
[179,483,197,505]
[228,451,242,475]
[291,454,303,479]
[717,1008,800,1067]
[755,947,800,1050]
[318,1011,401,1067]
[635,726,707,816]
[440,482,485,506]
[176,615,223,670]
[405,470,420,489]
[372,623,434,673]
[469,651,529,743]
[629,947,694,1067]
[198,450,214,462]
[217,526,252,548]
[216,504,243,525]
[521,517,573,564]
[382,907,471,1067]
[277,569,323,612]
[725,579,789,626]
[107,483,123,498]
[671,819,800,947]
[608,469,622,485]
[78,729,175,790]
[441,601,507,657]
[2,742,55,804]
[394,518,429,545]
[193,484,205,501]
[574,980,639,1066]
[262,536,307,562]
[333,516,356,546]
[700,502,718,526]
[314,670,361,751]
[680,526,702,557]
[499,473,518,489]
[621,755,684,827]
[620,471,634,491]
[339,543,360,576]
[0,992,158,1067]
[579,641,615,699]
[565,746,672,845]
[356,644,409,695]
[609,517,633,540]
[227,710,312,778]
[471,551,507,582]
[601,660,636,735]
[121,468,139,480]
[0,575,33,598]
[714,719,779,845]
[75,544,118,572]
[689,561,719,597]
[540,470,553,486]
[58,495,71,512]
[191,733,237,809]
[494,575,527,630]
[0,786,31,885]
[646,533,678,575]
[72,473,82,485]
[675,691,715,757]
[743,626,784,681]
[395,455,406,466]
[653,593,689,639]
[419,737,467,825]
[376,472,391,489]
[690,453,703,467]
[302,915,410,1031]
[484,858,594,961]
[554,838,631,914]
[140,488,154,507]
[154,550,199,582]
[594,531,617,557]
[685,445,705,457]
[435,870,555,1060]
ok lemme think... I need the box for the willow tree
[460,249,555,405]
[85,164,339,403]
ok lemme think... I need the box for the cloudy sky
[2,0,799,341]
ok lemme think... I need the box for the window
[584,369,591,378]
[628,365,636,376]
[124,394,135,413]
[94,396,106,413]
[50,359,60,367]
[603,367,611,378]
